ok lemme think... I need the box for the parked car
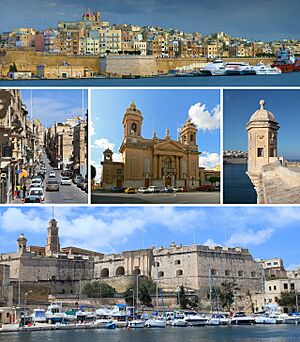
[125,187,136,194]
[161,187,174,193]
[61,176,72,185]
[178,187,188,192]
[46,179,60,191]
[138,187,150,193]
[73,175,83,184]
[148,186,161,193]
[31,179,43,188]
[24,195,42,204]
[28,187,45,202]
[196,185,213,191]
[111,186,126,193]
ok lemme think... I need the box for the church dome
[249,100,277,122]
[82,10,95,19]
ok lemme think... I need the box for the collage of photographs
[0,1,300,341]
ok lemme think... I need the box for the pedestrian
[16,185,21,198]
[22,185,27,199]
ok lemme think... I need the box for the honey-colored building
[101,101,201,190]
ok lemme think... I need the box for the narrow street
[42,153,88,204]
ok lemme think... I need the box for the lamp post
[24,290,32,312]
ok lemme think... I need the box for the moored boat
[230,312,255,325]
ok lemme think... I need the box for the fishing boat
[45,303,65,323]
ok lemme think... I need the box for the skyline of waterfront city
[1,1,300,40]
[1,206,300,269]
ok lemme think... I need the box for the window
[291,283,295,290]
[155,262,160,267]
[274,262,278,265]
[267,262,272,266]
[158,271,164,278]
[269,286,271,291]
[274,286,277,291]
[238,270,244,277]
[211,269,217,276]
[284,283,288,290]
[257,148,264,157]
[225,270,230,276]
[174,260,181,265]
[176,270,183,276]
[275,297,278,303]
[251,271,256,278]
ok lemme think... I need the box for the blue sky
[0,206,300,270]
[224,89,300,160]
[21,89,87,127]
[1,0,299,40]
[91,89,220,180]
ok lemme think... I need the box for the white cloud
[188,103,220,131]
[203,238,220,246]
[199,151,220,168]
[227,228,275,247]
[90,121,96,136]
[92,138,116,151]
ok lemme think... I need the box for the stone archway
[116,266,125,276]
[133,268,141,276]
[101,268,109,278]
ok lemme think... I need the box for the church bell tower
[45,219,60,257]
[180,118,197,146]
[122,101,143,138]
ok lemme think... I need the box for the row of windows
[268,283,295,292]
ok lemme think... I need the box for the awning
[0,161,10,169]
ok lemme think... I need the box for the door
[144,178,150,188]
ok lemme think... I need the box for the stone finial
[166,128,169,137]
[259,99,265,109]
[130,100,136,109]
[153,131,157,139]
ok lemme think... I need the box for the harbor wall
[0,49,100,75]
[102,55,158,76]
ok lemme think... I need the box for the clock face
[132,138,137,143]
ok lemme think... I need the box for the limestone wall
[0,49,100,75]
[102,55,158,77]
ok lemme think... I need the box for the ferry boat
[253,61,281,75]
[271,46,300,72]
[224,62,256,75]
[200,59,227,76]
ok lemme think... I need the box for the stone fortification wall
[0,49,100,74]
[152,244,262,296]
[102,55,158,77]
[17,255,94,282]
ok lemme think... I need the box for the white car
[49,171,56,177]
[31,179,43,188]
[138,187,150,193]
[148,186,161,193]
[29,187,45,202]
[61,177,72,185]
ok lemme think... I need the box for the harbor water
[1,72,300,87]
[2,325,300,342]
[223,163,257,204]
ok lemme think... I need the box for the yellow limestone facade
[246,99,280,188]
[101,101,201,189]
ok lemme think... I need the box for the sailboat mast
[209,267,212,314]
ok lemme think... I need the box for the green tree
[216,280,240,311]
[178,286,190,309]
[278,291,299,310]
[123,277,156,307]
[82,281,116,298]
[9,62,17,72]
[208,176,220,186]
[91,165,96,179]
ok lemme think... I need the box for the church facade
[101,101,203,190]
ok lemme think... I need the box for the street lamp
[24,290,32,312]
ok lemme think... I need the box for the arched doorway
[116,266,125,276]
[133,268,141,276]
[101,268,109,278]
